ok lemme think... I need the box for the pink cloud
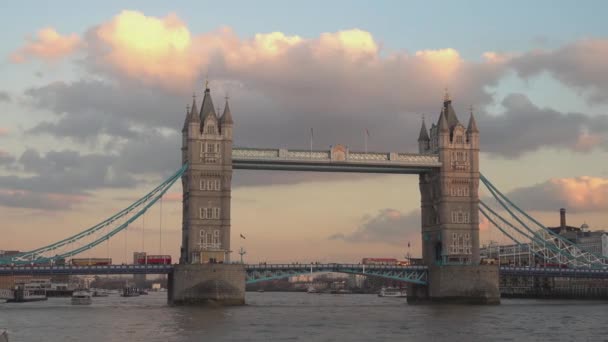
[162,192,182,202]
[77,10,506,100]
[0,189,86,210]
[11,27,80,63]
[550,177,608,211]
[0,127,8,136]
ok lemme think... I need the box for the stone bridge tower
[419,93,480,266]
[181,83,233,264]
[413,93,499,304]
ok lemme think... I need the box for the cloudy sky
[1,0,608,263]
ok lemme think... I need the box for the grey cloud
[478,94,608,157]
[487,176,608,213]
[15,149,135,193]
[24,79,182,141]
[0,191,75,210]
[509,39,608,103]
[0,91,10,102]
[329,208,420,246]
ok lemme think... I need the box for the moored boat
[306,286,319,294]
[7,284,47,303]
[71,290,92,305]
[121,287,140,297]
[378,287,407,297]
[92,289,109,297]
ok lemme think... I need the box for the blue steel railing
[1,264,607,280]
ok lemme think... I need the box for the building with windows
[180,82,233,264]
[481,209,608,266]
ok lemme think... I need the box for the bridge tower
[413,93,499,304]
[180,82,233,264]
[171,82,244,306]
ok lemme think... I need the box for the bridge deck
[232,148,441,173]
[1,264,607,279]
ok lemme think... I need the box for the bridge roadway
[2,264,608,284]
[231,148,441,174]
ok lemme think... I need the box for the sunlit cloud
[88,10,199,88]
[505,176,608,212]
[10,27,80,63]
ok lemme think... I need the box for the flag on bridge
[240,234,246,239]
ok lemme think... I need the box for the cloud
[509,39,608,103]
[0,190,85,210]
[0,148,139,210]
[85,10,200,88]
[0,91,10,102]
[0,149,15,166]
[11,27,80,63]
[500,176,608,212]
[0,127,9,136]
[478,93,608,157]
[329,208,419,246]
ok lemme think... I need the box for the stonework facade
[181,85,233,264]
[418,96,480,266]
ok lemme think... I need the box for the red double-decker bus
[136,255,171,265]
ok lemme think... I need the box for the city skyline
[1,1,608,263]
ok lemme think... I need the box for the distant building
[481,208,608,266]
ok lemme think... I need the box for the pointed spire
[182,104,190,132]
[438,107,449,133]
[467,105,479,133]
[418,115,430,141]
[220,95,233,125]
[199,81,217,123]
[442,90,459,129]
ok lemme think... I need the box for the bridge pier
[407,264,500,304]
[168,264,245,306]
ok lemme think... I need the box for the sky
[1,1,608,263]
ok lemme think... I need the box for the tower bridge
[2,85,607,304]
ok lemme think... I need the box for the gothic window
[455,135,464,144]
[451,210,470,224]
[200,178,221,191]
[212,230,220,245]
[199,207,221,220]
[206,125,216,134]
[203,143,221,163]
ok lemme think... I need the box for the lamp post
[238,247,246,264]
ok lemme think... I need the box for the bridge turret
[418,117,430,153]
[220,97,233,140]
[421,94,481,267]
[181,81,233,265]
[466,106,479,149]
[200,82,218,135]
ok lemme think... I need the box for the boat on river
[71,290,92,305]
[378,287,407,297]
[121,287,140,297]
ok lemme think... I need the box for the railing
[232,147,441,167]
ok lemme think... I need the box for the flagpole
[364,129,368,153]
[310,128,313,158]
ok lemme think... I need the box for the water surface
[1,292,607,341]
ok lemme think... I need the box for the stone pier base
[168,264,245,306]
[408,264,500,304]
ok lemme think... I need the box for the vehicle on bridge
[136,255,171,265]
[70,258,112,266]
[362,258,398,265]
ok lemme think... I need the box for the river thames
[1,292,607,341]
